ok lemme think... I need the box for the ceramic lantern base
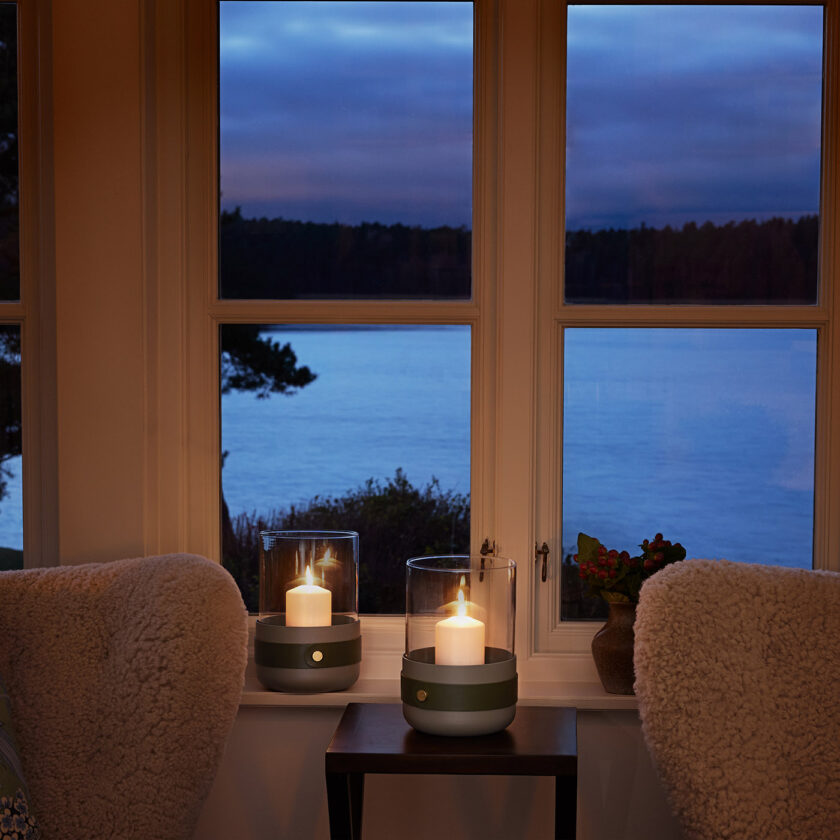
[255,614,361,693]
[401,648,517,736]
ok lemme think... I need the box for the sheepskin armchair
[634,559,840,840]
[0,553,248,840]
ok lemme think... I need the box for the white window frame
[530,0,840,666]
[169,0,504,675]
[138,0,840,689]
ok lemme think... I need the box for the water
[0,327,816,570]
[563,329,815,567]
[0,455,21,550]
[221,326,472,515]
[223,325,815,570]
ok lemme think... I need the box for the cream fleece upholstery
[634,559,840,840]
[0,553,248,840]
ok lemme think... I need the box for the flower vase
[591,601,637,695]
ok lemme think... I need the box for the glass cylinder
[405,555,515,663]
[259,530,358,621]
[402,555,517,736]
[256,530,360,693]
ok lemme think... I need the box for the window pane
[561,329,815,620]
[0,324,21,568]
[220,324,471,613]
[0,3,19,302]
[565,5,822,304]
[219,1,473,300]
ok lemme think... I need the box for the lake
[0,326,816,570]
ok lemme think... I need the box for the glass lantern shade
[405,555,515,664]
[259,530,358,621]
[256,530,361,693]
[402,555,517,735]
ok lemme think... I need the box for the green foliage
[0,545,21,570]
[220,325,316,398]
[573,531,686,603]
[219,208,471,299]
[222,469,470,614]
[565,216,818,304]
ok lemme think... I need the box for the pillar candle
[435,587,485,665]
[286,565,331,627]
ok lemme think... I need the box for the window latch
[535,541,550,582]
[479,538,495,581]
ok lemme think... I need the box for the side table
[325,702,577,840]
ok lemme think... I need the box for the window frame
[183,0,500,615]
[531,0,840,663]
[0,0,58,568]
[154,0,840,687]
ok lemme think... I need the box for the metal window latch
[535,541,550,582]
[479,538,495,581]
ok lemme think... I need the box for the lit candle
[434,578,485,666]
[286,564,332,627]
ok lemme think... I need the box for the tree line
[220,207,472,299]
[565,215,818,304]
[220,209,818,303]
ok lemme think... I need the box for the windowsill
[239,659,639,711]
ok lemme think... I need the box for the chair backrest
[634,559,840,840]
[0,553,248,840]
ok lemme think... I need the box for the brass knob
[416,689,428,702]
[311,650,324,663]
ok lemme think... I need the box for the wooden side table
[325,703,578,840]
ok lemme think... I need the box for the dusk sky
[220,2,823,231]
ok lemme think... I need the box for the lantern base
[400,649,517,736]
[255,614,361,693]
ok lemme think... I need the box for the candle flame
[456,586,466,617]
[305,565,314,586]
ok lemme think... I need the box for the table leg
[555,774,577,840]
[326,771,365,840]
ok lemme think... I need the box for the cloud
[220,1,473,226]
[220,3,823,230]
[565,4,823,229]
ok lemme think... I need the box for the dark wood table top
[325,703,577,776]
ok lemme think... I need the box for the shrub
[222,469,470,613]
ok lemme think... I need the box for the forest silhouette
[220,208,818,304]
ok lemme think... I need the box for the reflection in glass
[565,5,823,304]
[561,329,815,620]
[220,324,471,613]
[0,324,21,567]
[0,3,19,302]
[219,1,474,300]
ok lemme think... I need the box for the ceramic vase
[591,601,637,695]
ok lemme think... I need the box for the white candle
[286,565,332,627]
[435,585,485,666]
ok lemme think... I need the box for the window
[217,1,481,613]
[538,4,829,630]
[0,2,21,570]
[174,0,840,680]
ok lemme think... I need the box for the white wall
[194,707,682,840]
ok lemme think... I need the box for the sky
[219,2,823,231]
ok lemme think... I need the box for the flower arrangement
[573,531,686,603]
